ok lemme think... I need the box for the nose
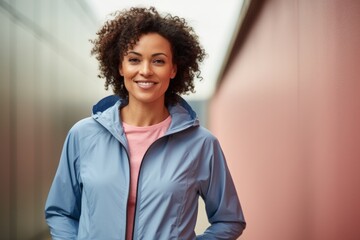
[140,61,153,76]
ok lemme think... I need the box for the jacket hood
[92,95,199,139]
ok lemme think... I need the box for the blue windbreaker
[45,95,246,239]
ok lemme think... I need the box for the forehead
[128,33,172,54]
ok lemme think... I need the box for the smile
[135,81,157,89]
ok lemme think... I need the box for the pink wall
[210,1,360,239]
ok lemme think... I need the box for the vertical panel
[14,22,37,240]
[0,10,11,240]
[35,42,59,232]
[298,1,360,239]
[32,0,50,233]
[211,0,304,239]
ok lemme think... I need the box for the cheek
[121,67,135,80]
[119,61,134,77]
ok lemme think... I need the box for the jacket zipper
[130,126,194,239]
[114,121,197,239]
[130,134,167,240]
[123,144,131,240]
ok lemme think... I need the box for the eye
[128,58,140,64]
[153,59,165,65]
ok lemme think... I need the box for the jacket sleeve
[197,138,246,240]
[44,130,82,240]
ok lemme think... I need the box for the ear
[119,66,123,76]
[170,64,177,79]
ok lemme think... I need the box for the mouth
[134,80,157,89]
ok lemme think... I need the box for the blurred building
[0,0,107,239]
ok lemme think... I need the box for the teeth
[136,81,155,88]
[137,82,154,85]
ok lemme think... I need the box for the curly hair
[90,6,206,105]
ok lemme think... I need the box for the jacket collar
[92,95,199,139]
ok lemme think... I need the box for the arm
[45,131,82,240]
[197,139,246,240]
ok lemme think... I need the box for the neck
[120,100,169,127]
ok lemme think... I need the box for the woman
[45,6,246,240]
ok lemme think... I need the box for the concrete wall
[210,1,360,239]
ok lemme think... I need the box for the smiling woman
[90,7,205,106]
[44,6,245,240]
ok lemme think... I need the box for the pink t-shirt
[122,116,171,240]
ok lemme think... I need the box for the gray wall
[0,0,107,239]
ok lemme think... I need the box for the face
[119,33,177,106]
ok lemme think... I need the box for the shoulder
[63,117,110,156]
[177,125,220,150]
[69,117,97,133]
[192,125,219,142]
[66,117,105,141]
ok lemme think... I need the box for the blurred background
[1,0,360,239]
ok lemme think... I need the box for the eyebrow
[127,51,168,57]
